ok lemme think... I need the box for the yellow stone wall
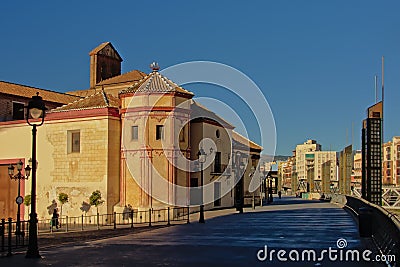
[121,93,191,209]
[0,113,121,220]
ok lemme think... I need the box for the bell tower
[89,42,123,88]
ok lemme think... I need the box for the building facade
[295,139,321,181]
[0,42,262,220]
[351,150,362,192]
[294,140,337,194]
[382,136,400,186]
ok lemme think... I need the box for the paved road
[1,196,383,266]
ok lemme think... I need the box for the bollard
[65,216,69,232]
[187,206,190,224]
[113,212,117,230]
[7,218,12,257]
[130,210,134,229]
[81,214,84,231]
[167,207,171,226]
[1,218,5,252]
[131,210,133,228]
[149,209,152,227]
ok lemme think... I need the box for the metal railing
[331,194,400,266]
[1,206,189,256]
[0,218,29,256]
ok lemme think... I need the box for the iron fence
[1,206,189,256]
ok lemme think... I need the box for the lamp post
[8,160,31,239]
[197,148,206,223]
[266,162,273,203]
[234,151,246,213]
[250,166,255,209]
[25,93,46,258]
[269,176,273,203]
[259,163,267,206]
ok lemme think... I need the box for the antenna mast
[381,56,384,142]
[374,75,378,103]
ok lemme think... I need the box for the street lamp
[234,151,246,214]
[8,160,31,241]
[197,148,206,223]
[268,175,273,203]
[259,163,267,206]
[25,93,46,258]
[250,166,256,209]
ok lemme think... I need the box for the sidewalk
[1,196,379,267]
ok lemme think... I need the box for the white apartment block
[308,151,337,182]
[295,140,321,180]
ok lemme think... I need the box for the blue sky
[1,1,399,155]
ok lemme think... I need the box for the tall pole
[17,178,21,235]
[269,178,273,203]
[374,75,378,103]
[26,124,40,258]
[381,56,384,142]
[237,154,243,213]
[199,161,205,223]
[260,176,263,207]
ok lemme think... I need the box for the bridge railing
[331,194,400,263]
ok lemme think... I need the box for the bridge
[1,195,398,266]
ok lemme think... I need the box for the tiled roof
[190,100,234,129]
[232,131,263,151]
[66,88,98,98]
[119,70,194,96]
[0,81,81,104]
[50,90,119,112]
[66,70,147,97]
[97,70,147,86]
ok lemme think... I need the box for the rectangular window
[68,130,80,153]
[132,126,138,140]
[156,125,164,140]
[214,182,221,206]
[214,152,221,173]
[12,102,24,120]
[387,169,391,176]
[179,126,185,142]
[372,112,380,118]
[190,178,198,187]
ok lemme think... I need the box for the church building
[0,42,262,220]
